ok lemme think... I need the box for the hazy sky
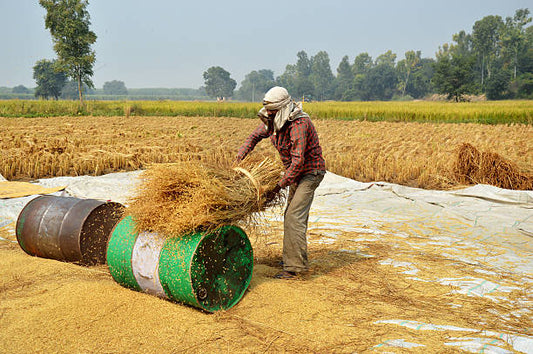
[0,0,530,89]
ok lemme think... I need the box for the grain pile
[127,155,284,236]
[454,143,533,190]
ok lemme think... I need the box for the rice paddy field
[1,100,532,353]
[0,99,532,124]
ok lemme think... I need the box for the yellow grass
[0,116,531,190]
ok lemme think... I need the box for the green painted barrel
[107,216,253,312]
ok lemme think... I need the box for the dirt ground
[1,216,530,353]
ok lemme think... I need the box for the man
[236,86,326,279]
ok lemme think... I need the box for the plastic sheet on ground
[0,170,532,352]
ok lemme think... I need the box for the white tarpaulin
[0,170,531,352]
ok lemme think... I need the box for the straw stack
[453,143,532,190]
[127,156,284,236]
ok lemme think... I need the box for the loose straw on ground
[127,156,284,236]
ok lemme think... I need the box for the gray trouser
[283,171,325,273]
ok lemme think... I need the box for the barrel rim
[79,200,125,265]
[62,198,106,261]
[190,225,254,312]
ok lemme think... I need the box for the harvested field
[1,116,531,190]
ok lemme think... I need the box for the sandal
[273,270,297,279]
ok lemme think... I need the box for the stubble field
[1,115,531,190]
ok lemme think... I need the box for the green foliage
[0,100,530,125]
[361,63,398,101]
[486,68,512,100]
[310,51,335,101]
[334,56,354,101]
[432,44,476,101]
[375,50,397,67]
[103,80,128,95]
[293,51,314,98]
[236,70,274,102]
[33,59,67,100]
[406,58,435,98]
[61,80,94,100]
[203,66,237,99]
[397,50,421,97]
[511,72,533,98]
[12,85,30,94]
[472,15,505,88]
[352,53,373,75]
[275,64,296,95]
[502,9,531,79]
[39,0,97,103]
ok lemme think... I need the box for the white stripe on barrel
[131,231,168,298]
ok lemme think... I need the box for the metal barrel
[16,195,125,265]
[107,216,254,312]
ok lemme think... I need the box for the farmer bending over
[236,86,326,279]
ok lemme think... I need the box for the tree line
[205,8,532,102]
[29,1,532,103]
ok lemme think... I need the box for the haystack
[127,156,284,236]
[453,143,532,190]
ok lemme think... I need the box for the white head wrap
[258,86,308,132]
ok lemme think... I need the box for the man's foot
[273,270,297,279]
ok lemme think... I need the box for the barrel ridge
[107,216,142,291]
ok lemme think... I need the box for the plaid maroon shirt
[237,116,325,188]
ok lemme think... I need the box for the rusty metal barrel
[16,195,125,265]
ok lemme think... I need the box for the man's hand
[262,184,281,201]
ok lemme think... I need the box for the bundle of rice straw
[127,156,284,236]
[453,143,532,190]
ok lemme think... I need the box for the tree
[397,50,421,97]
[237,69,275,102]
[103,80,128,95]
[12,85,30,94]
[276,64,298,94]
[349,53,374,101]
[333,56,354,100]
[432,44,476,101]
[293,50,314,98]
[310,51,334,100]
[486,68,511,99]
[407,58,435,99]
[502,9,532,79]
[39,0,97,104]
[203,66,237,99]
[33,59,67,100]
[60,80,94,100]
[511,72,533,98]
[362,63,398,100]
[352,53,373,75]
[375,50,397,67]
[472,15,504,87]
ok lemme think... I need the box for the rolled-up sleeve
[237,124,269,161]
